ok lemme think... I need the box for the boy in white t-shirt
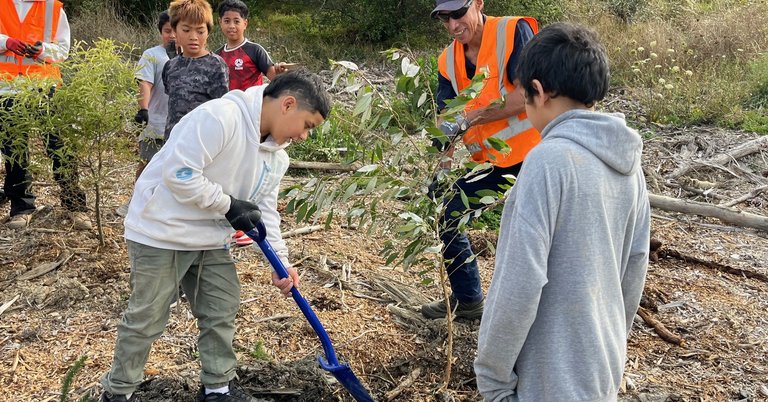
[134,11,175,178]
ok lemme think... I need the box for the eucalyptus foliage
[5,39,139,243]
[282,50,514,275]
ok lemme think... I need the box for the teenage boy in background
[215,0,287,91]
[99,69,330,402]
[215,0,287,246]
[162,0,229,141]
[474,22,651,401]
[118,11,176,217]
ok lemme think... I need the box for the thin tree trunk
[649,193,768,231]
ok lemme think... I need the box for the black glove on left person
[225,196,262,232]
[134,108,149,124]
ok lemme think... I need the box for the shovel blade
[319,357,375,402]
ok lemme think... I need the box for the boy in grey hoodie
[474,22,651,401]
[100,69,330,402]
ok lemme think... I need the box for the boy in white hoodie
[474,23,651,401]
[100,69,330,402]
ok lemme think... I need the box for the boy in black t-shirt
[215,0,288,91]
[162,0,229,140]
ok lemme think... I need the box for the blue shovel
[245,220,375,402]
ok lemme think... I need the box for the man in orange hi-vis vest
[421,0,540,320]
[0,0,91,230]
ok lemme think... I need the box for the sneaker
[232,230,254,247]
[71,211,92,230]
[6,214,30,230]
[421,295,484,320]
[196,381,262,402]
[99,391,134,402]
[116,204,129,217]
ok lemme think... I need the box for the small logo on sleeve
[175,167,193,180]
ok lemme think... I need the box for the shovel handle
[245,221,340,366]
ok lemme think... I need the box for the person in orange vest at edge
[421,0,540,320]
[0,0,91,230]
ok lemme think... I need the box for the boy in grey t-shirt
[134,11,174,176]
[161,0,228,141]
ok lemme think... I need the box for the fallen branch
[17,251,74,281]
[0,295,19,317]
[637,307,684,346]
[288,160,360,172]
[282,225,325,239]
[720,184,768,207]
[667,135,768,180]
[385,367,422,401]
[251,314,292,323]
[648,193,768,231]
[659,248,768,283]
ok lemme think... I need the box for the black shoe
[196,381,262,402]
[99,391,134,402]
[421,295,484,320]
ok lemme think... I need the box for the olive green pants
[101,240,241,395]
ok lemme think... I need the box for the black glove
[165,40,178,59]
[134,108,149,124]
[428,168,451,198]
[24,41,43,59]
[225,195,262,232]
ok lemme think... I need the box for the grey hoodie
[475,109,651,401]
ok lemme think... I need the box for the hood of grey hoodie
[222,85,290,153]
[539,109,642,175]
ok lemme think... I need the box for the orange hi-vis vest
[0,0,63,81]
[438,16,540,168]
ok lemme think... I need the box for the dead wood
[289,160,361,172]
[637,307,684,346]
[387,304,428,328]
[385,367,422,401]
[371,273,430,306]
[282,225,325,238]
[667,135,768,180]
[648,193,768,231]
[17,251,73,281]
[720,184,768,207]
[0,295,19,317]
[659,248,768,283]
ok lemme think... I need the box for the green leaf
[325,210,334,228]
[353,92,373,117]
[460,189,469,209]
[479,196,496,205]
[417,92,428,107]
[357,164,378,173]
[342,183,358,200]
[487,137,511,153]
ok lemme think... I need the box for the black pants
[1,95,86,216]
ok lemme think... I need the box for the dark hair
[516,22,610,108]
[264,69,331,119]
[169,0,214,32]
[217,0,249,19]
[157,11,171,32]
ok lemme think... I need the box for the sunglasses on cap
[435,0,474,23]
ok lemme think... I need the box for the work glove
[134,108,149,124]
[5,37,29,56]
[165,40,178,59]
[428,168,452,199]
[24,41,43,59]
[225,195,262,232]
[438,114,470,140]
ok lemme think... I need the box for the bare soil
[1,120,767,402]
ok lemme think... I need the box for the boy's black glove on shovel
[225,196,262,232]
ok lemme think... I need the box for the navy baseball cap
[430,0,471,19]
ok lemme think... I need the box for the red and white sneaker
[231,230,254,247]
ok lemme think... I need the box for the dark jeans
[0,95,87,216]
[440,162,522,303]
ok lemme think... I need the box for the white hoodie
[124,85,290,265]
